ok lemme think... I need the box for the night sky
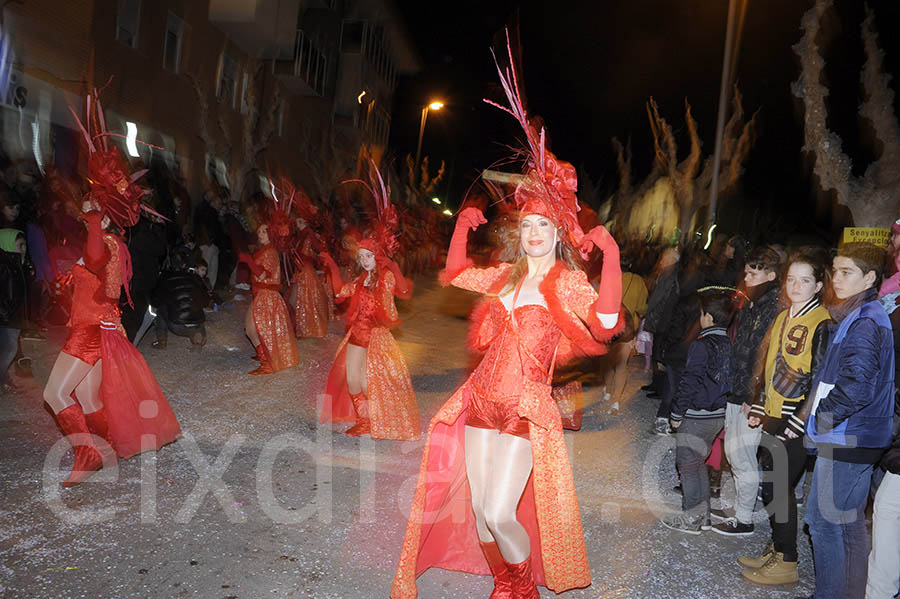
[390,0,900,240]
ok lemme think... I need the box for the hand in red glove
[441,207,487,284]
[580,225,617,255]
[238,252,252,264]
[583,226,621,320]
[457,207,487,232]
[376,256,412,298]
[81,210,105,230]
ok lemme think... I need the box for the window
[116,0,141,48]
[163,12,185,73]
[217,54,238,108]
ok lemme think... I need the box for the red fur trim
[586,305,627,345]
[540,263,620,361]
[437,259,474,286]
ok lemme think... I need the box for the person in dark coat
[151,249,209,351]
[121,215,167,340]
[660,289,735,534]
[0,229,27,387]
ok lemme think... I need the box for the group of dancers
[44,36,627,599]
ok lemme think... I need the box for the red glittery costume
[392,33,625,598]
[247,243,300,374]
[319,257,420,441]
[61,220,182,459]
[318,161,420,441]
[291,229,330,339]
[45,88,180,488]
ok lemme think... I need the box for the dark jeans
[154,305,206,346]
[804,456,874,599]
[0,327,18,384]
[655,365,681,419]
[759,432,807,562]
[122,290,151,341]
[675,416,724,517]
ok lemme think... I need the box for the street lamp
[431,197,441,204]
[413,100,444,192]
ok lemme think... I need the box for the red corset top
[69,264,120,327]
[470,303,561,403]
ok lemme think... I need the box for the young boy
[800,242,895,599]
[660,289,735,534]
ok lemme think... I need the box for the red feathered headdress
[68,84,163,229]
[484,30,589,258]
[342,160,399,258]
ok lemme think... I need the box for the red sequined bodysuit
[466,302,560,439]
[348,284,378,347]
[62,237,122,365]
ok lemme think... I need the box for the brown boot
[738,540,775,568]
[249,344,274,375]
[479,541,514,599]
[345,392,371,436]
[741,552,799,586]
[54,404,103,487]
[505,556,540,599]
[84,407,118,466]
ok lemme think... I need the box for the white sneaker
[651,417,671,436]
[602,391,611,403]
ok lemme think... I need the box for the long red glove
[376,256,413,299]
[319,252,344,296]
[439,207,486,285]
[582,225,621,319]
[82,211,110,274]
[238,252,265,278]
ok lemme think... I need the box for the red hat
[485,31,588,257]
[341,160,399,258]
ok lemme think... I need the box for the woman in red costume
[318,163,420,440]
[239,221,300,375]
[288,216,331,339]
[42,95,181,487]
[391,38,624,599]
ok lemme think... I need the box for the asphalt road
[0,277,815,598]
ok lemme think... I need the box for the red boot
[84,407,118,466]
[54,404,103,487]
[345,392,371,436]
[249,344,274,375]
[505,556,540,599]
[480,541,514,599]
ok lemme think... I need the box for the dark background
[389,0,900,243]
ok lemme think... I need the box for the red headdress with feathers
[343,160,399,258]
[266,176,309,254]
[68,83,163,230]
[484,30,589,258]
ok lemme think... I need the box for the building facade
[0,0,419,213]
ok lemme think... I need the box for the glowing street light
[442,209,452,216]
[413,99,444,193]
[357,90,367,104]
[431,197,441,204]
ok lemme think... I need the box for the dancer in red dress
[42,93,181,487]
[318,163,419,440]
[289,216,331,339]
[392,36,624,598]
[239,218,300,375]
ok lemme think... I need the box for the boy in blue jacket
[661,289,735,534]
[799,242,895,599]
